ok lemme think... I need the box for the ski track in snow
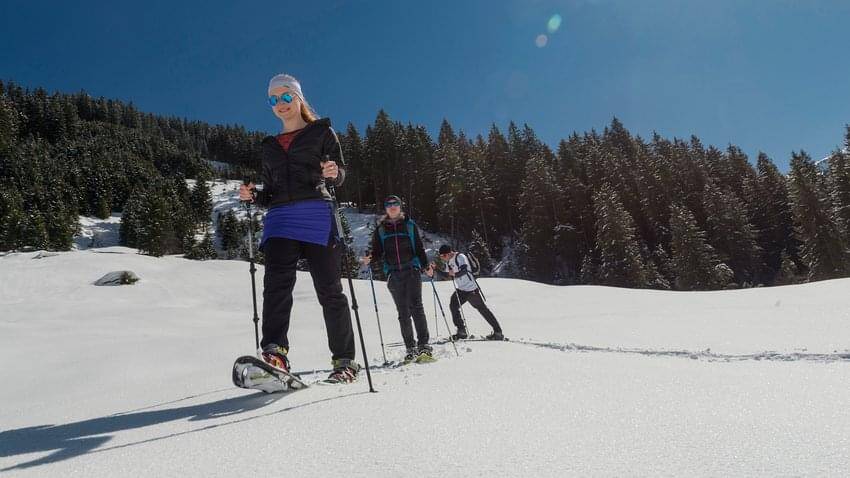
[515,339,850,363]
[389,337,850,364]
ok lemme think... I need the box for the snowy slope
[72,180,248,252]
[1,250,850,476]
[73,214,122,250]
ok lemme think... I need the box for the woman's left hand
[321,161,339,179]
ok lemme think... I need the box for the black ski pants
[260,237,355,361]
[450,288,502,333]
[387,268,430,349]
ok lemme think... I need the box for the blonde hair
[300,99,318,123]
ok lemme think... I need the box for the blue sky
[2,0,848,169]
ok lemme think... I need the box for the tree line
[2,81,849,289]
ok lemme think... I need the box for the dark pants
[450,288,502,333]
[260,237,355,361]
[387,268,430,349]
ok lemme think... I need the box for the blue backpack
[377,219,421,274]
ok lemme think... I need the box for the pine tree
[825,147,850,237]
[189,175,213,230]
[504,123,535,231]
[468,229,494,276]
[45,95,67,143]
[646,245,673,290]
[405,124,437,227]
[592,184,649,288]
[363,110,401,207]
[788,151,848,281]
[711,145,757,203]
[138,192,173,257]
[0,96,19,154]
[466,135,497,247]
[24,88,48,138]
[580,253,598,285]
[218,210,243,258]
[42,188,79,250]
[669,137,712,229]
[120,179,191,257]
[0,180,25,250]
[669,204,724,290]
[702,180,761,286]
[20,210,50,250]
[517,148,563,283]
[339,123,365,208]
[551,135,594,284]
[776,250,799,285]
[120,189,143,248]
[185,233,218,260]
[486,124,513,238]
[750,153,797,284]
[434,119,464,240]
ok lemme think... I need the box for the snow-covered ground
[73,214,122,250]
[1,249,849,476]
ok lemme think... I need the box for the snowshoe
[232,355,308,393]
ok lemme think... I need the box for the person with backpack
[363,195,435,362]
[238,73,360,384]
[437,244,505,341]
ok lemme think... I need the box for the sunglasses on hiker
[268,92,294,106]
[384,200,401,208]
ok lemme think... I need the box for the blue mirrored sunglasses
[384,201,401,208]
[268,92,294,107]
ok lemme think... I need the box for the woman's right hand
[362,254,372,265]
[239,183,255,202]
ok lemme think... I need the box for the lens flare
[535,34,548,48]
[547,14,562,33]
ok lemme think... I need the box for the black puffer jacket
[253,118,346,208]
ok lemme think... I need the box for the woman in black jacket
[363,195,435,362]
[239,73,359,384]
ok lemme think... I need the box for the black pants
[450,288,502,333]
[260,237,355,361]
[387,268,430,349]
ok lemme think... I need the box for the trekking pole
[243,199,261,352]
[433,282,439,336]
[429,276,459,356]
[368,266,389,364]
[324,153,376,393]
[468,271,486,302]
[451,276,470,334]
